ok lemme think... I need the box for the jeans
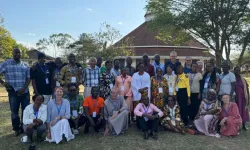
[137,116,159,132]
[8,91,30,131]
[23,124,46,142]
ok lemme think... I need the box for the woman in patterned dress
[151,67,168,110]
[100,60,115,100]
[161,96,185,134]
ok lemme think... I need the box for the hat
[38,52,46,60]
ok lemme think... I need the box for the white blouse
[23,103,47,125]
[131,72,151,101]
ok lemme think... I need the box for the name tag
[169,87,174,93]
[92,112,97,118]
[121,86,125,91]
[204,83,208,88]
[71,77,76,83]
[109,84,113,89]
[176,87,179,91]
[144,117,149,122]
[45,78,49,84]
[158,88,163,93]
[72,110,78,117]
[56,81,60,87]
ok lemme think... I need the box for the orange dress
[151,77,168,110]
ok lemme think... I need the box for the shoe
[84,126,89,134]
[243,126,248,131]
[72,129,79,135]
[143,131,149,140]
[150,131,158,139]
[14,130,20,136]
[28,144,36,150]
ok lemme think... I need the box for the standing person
[100,60,115,100]
[53,57,63,88]
[115,67,133,122]
[142,54,155,77]
[234,66,249,130]
[174,65,191,126]
[164,66,177,96]
[218,61,236,100]
[134,96,163,140]
[0,48,31,136]
[194,89,221,138]
[23,95,47,150]
[188,63,203,122]
[111,59,120,79]
[31,52,53,104]
[164,51,181,74]
[152,54,164,76]
[210,58,221,74]
[104,87,129,136]
[184,56,192,74]
[96,56,106,74]
[151,67,168,110]
[219,94,242,136]
[83,87,105,133]
[82,57,100,98]
[196,61,204,75]
[132,62,151,121]
[126,57,136,77]
[161,96,185,134]
[200,62,220,99]
[46,87,75,144]
[59,53,82,94]
[63,83,85,135]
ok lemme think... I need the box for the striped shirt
[0,59,30,93]
[83,66,100,87]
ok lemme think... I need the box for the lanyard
[190,73,196,87]
[113,69,119,76]
[224,103,231,117]
[38,64,48,74]
[140,74,143,87]
[55,100,63,115]
[92,98,98,110]
[143,105,149,114]
[121,76,127,85]
[33,107,39,119]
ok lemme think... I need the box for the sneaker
[72,129,79,135]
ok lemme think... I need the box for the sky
[0,0,147,56]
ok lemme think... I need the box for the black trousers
[68,115,87,129]
[189,93,201,121]
[85,115,105,132]
[177,88,188,125]
[137,116,159,132]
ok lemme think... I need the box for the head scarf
[206,89,217,102]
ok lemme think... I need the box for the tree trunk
[238,43,247,66]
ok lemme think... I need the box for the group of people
[0,48,249,150]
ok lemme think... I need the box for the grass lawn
[0,79,250,149]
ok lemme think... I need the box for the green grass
[0,97,250,150]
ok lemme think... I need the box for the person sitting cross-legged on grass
[161,96,185,134]
[83,86,105,133]
[23,95,47,150]
[46,87,75,144]
[63,83,85,135]
[134,96,163,140]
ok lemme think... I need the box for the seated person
[161,96,185,134]
[219,94,242,136]
[64,83,85,135]
[134,96,163,140]
[194,89,221,138]
[23,95,47,150]
[104,87,129,136]
[83,86,105,133]
[46,87,75,144]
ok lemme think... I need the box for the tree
[36,33,74,57]
[0,26,15,59]
[146,0,250,67]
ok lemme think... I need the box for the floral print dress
[151,77,168,110]
[100,71,115,100]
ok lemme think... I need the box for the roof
[114,22,209,49]
[27,49,54,60]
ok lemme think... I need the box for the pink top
[134,103,164,117]
[115,75,132,96]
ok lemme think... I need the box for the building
[24,49,54,65]
[114,12,214,68]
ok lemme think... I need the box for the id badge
[204,83,208,88]
[121,86,125,91]
[56,81,60,87]
[158,88,163,93]
[144,117,149,122]
[109,84,113,89]
[92,112,97,118]
[71,77,76,83]
[169,87,174,93]
[176,86,179,91]
[72,110,78,117]
[45,78,49,84]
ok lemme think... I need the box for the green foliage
[0,27,15,59]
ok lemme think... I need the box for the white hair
[170,51,177,56]
[89,57,97,63]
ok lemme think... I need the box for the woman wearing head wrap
[194,89,221,138]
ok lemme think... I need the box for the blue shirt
[0,59,30,93]
[152,62,165,75]
[184,64,191,74]
[164,61,181,74]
